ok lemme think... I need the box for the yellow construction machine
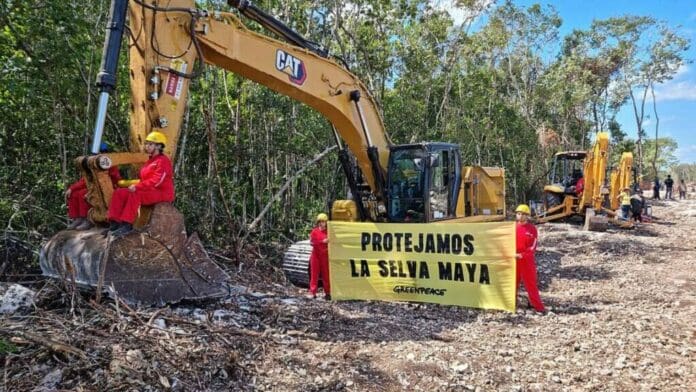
[600,151,637,228]
[40,0,506,303]
[608,152,635,211]
[537,132,610,230]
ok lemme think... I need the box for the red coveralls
[107,154,174,224]
[309,226,330,296]
[67,167,121,219]
[516,221,545,312]
[575,177,584,197]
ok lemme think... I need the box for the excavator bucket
[40,204,230,306]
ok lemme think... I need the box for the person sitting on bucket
[65,141,121,230]
[515,204,545,313]
[107,131,175,237]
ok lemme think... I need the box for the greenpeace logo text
[392,285,446,296]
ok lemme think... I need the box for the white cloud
[432,0,493,27]
[676,144,696,163]
[673,64,690,78]
[654,80,696,102]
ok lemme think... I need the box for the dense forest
[0,0,692,265]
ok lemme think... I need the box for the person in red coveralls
[575,176,584,197]
[107,131,175,236]
[309,213,331,300]
[515,204,546,313]
[65,142,121,230]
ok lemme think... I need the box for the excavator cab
[386,143,461,222]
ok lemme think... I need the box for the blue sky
[439,0,696,163]
[534,0,696,164]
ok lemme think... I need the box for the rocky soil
[1,197,694,391]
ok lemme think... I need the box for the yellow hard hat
[145,131,167,145]
[515,204,531,215]
[316,213,328,222]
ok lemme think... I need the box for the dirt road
[1,198,694,391]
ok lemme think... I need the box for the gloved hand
[117,179,141,188]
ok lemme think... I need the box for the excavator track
[40,204,230,306]
[282,240,312,287]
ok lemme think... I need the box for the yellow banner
[328,221,516,312]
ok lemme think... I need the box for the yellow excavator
[537,132,610,230]
[40,0,506,304]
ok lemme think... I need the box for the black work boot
[75,219,94,230]
[112,223,133,237]
[68,218,86,229]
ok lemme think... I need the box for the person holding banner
[309,213,331,300]
[515,204,545,312]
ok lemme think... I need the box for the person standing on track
[308,213,331,300]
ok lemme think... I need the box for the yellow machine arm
[82,0,395,221]
[609,152,634,210]
[131,0,389,193]
[579,132,610,211]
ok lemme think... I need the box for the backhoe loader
[538,132,610,230]
[40,0,506,304]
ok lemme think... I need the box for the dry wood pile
[1,198,695,391]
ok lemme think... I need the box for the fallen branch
[245,145,337,233]
[0,328,87,360]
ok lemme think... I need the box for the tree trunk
[650,82,659,178]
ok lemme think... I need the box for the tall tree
[589,16,689,177]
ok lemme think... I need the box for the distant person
[617,187,631,220]
[678,179,687,200]
[630,189,644,223]
[514,204,545,313]
[653,177,660,200]
[664,175,674,200]
[107,131,174,236]
[65,142,121,230]
[308,213,331,300]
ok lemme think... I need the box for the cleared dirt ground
[1,196,694,391]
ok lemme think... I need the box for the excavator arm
[609,152,634,210]
[84,0,391,222]
[579,132,610,211]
